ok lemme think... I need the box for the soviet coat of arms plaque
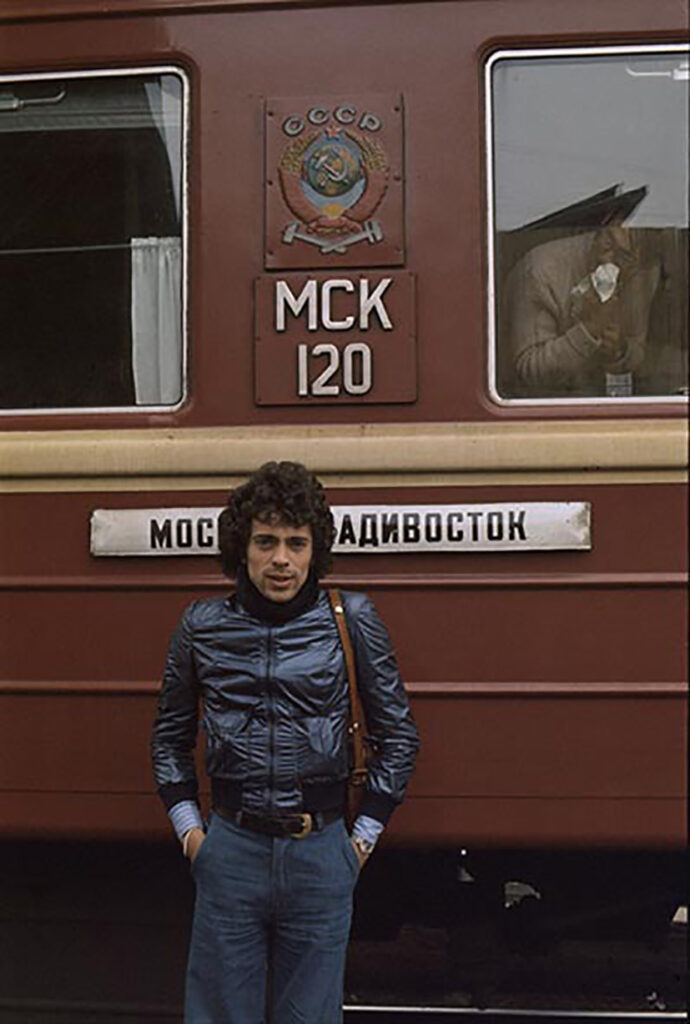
[265,95,404,269]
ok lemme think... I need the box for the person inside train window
[490,49,689,402]
[151,461,419,1024]
[500,189,665,398]
[0,70,184,411]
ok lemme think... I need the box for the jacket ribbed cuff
[359,791,397,826]
[158,780,199,811]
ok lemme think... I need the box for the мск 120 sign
[90,503,591,556]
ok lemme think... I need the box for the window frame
[0,63,189,418]
[484,42,689,409]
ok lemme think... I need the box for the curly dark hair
[218,461,336,579]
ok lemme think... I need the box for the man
[151,461,419,1023]
[504,224,661,398]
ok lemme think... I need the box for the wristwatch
[351,834,375,859]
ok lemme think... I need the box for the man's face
[246,518,313,603]
[594,226,639,279]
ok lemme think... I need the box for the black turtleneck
[234,564,320,625]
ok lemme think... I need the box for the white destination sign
[90,503,590,556]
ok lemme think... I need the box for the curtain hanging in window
[131,236,182,405]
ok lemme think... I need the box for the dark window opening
[0,72,185,411]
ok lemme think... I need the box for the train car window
[0,68,187,413]
[486,47,689,404]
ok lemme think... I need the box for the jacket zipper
[266,625,276,813]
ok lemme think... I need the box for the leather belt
[215,805,341,839]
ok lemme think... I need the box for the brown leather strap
[328,589,367,792]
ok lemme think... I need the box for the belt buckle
[290,813,313,839]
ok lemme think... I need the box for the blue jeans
[185,812,360,1023]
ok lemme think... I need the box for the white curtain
[145,78,183,219]
[131,236,182,405]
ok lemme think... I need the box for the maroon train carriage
[0,0,687,1014]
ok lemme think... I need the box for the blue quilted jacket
[151,589,419,824]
